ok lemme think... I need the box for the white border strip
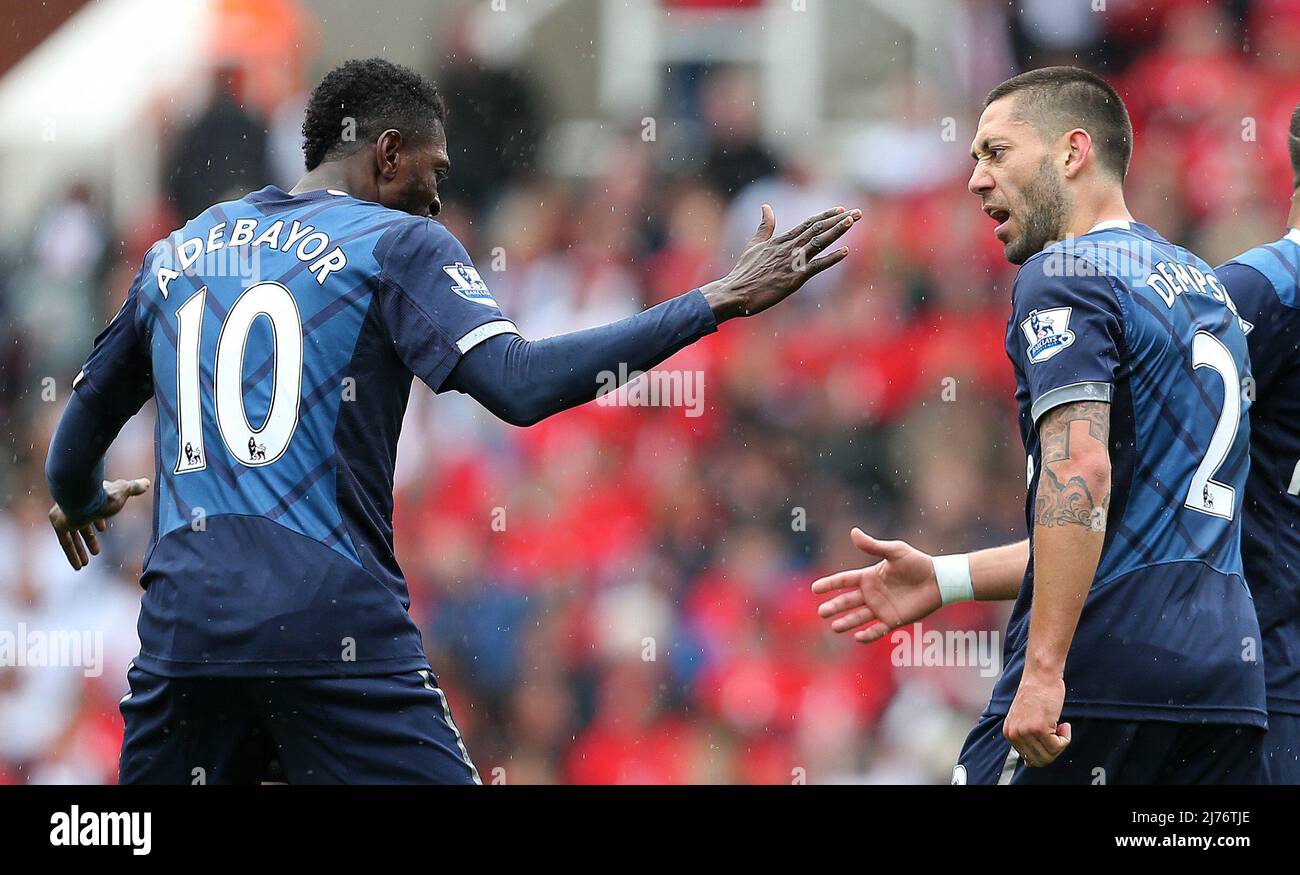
[420,670,482,785]
[455,320,519,355]
[997,746,1020,785]
[1031,380,1112,425]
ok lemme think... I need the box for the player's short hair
[1289,102,1300,190]
[984,66,1133,181]
[301,58,447,171]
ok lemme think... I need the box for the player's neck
[1067,189,1134,239]
[1286,189,1300,231]
[291,163,362,199]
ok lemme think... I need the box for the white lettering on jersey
[1145,259,1251,333]
[156,218,348,289]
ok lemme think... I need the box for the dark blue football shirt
[991,220,1266,728]
[1218,230,1300,717]
[74,186,528,677]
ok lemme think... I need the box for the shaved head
[984,66,1133,182]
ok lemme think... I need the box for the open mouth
[984,205,1012,238]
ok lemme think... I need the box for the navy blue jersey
[1217,231,1300,716]
[73,186,521,677]
[992,221,1266,728]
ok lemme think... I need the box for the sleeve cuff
[685,288,720,333]
[1031,380,1113,425]
[64,488,110,527]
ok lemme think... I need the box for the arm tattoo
[1038,401,1109,464]
[1035,401,1111,529]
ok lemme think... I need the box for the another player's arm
[1005,399,1111,768]
[970,539,1030,600]
[697,204,860,321]
[1216,260,1279,396]
[46,262,154,570]
[46,393,151,569]
[811,533,1027,643]
[445,206,860,425]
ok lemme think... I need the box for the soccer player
[1212,103,1300,783]
[812,67,1266,784]
[44,58,860,784]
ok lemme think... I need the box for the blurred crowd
[2,0,1299,784]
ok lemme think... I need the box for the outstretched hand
[811,527,944,643]
[701,204,861,323]
[49,477,151,570]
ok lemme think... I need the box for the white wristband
[932,553,974,605]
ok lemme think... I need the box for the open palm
[811,528,944,643]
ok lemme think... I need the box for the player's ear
[1062,128,1091,180]
[375,129,403,181]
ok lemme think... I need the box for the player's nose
[968,166,994,197]
[428,197,441,217]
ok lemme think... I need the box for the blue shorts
[119,664,481,785]
[1260,711,1300,784]
[954,712,1264,785]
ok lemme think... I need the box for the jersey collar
[1086,219,1132,234]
